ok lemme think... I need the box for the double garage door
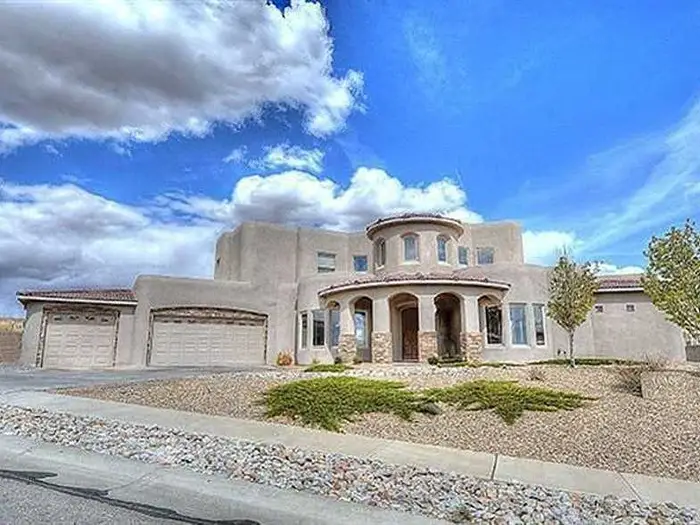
[149,310,267,367]
[42,311,117,369]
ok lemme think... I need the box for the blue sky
[1,0,699,315]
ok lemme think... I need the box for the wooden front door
[401,307,419,361]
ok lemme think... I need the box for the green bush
[261,376,423,431]
[424,380,596,425]
[427,355,439,365]
[334,356,343,365]
[303,363,353,373]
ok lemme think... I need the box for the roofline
[366,215,464,239]
[319,279,510,297]
[16,295,138,306]
[595,287,645,293]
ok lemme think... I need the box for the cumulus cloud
[0,169,482,314]
[255,144,325,174]
[596,263,645,275]
[522,230,578,265]
[0,0,363,152]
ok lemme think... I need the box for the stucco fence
[0,331,22,364]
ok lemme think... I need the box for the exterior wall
[0,332,22,363]
[131,275,296,367]
[464,222,524,265]
[19,302,44,365]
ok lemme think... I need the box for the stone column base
[337,333,357,363]
[461,331,483,363]
[370,332,391,363]
[418,331,437,363]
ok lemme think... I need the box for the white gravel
[1,404,698,524]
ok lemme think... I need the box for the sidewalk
[2,390,700,510]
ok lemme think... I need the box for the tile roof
[16,288,136,303]
[365,213,463,234]
[320,269,510,295]
[596,275,643,290]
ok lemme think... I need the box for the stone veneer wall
[460,331,483,363]
[337,333,357,363]
[417,331,437,363]
[370,332,391,363]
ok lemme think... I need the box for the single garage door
[42,311,117,369]
[149,311,266,367]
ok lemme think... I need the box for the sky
[1,0,699,316]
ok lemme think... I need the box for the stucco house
[16,213,688,369]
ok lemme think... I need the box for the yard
[59,363,700,482]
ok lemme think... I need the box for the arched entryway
[389,293,419,361]
[351,296,373,362]
[434,293,462,359]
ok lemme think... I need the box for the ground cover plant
[303,363,354,373]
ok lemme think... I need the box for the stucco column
[460,294,483,363]
[417,295,437,362]
[371,297,391,363]
[336,300,356,363]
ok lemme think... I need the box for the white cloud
[0,169,481,314]
[255,144,325,174]
[522,230,578,265]
[0,0,363,152]
[223,146,248,164]
[596,263,645,276]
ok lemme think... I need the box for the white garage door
[149,314,266,367]
[43,312,117,369]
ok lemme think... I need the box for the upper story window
[353,255,368,272]
[477,247,495,265]
[403,234,419,262]
[437,236,448,263]
[374,238,386,268]
[458,246,469,266]
[317,252,336,273]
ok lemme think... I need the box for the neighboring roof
[596,275,644,292]
[16,288,137,305]
[319,269,510,296]
[365,213,464,238]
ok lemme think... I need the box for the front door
[401,307,419,361]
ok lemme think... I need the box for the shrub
[427,354,439,366]
[334,355,343,365]
[528,367,546,381]
[304,363,353,373]
[352,355,363,365]
[275,351,294,367]
[261,376,423,431]
[424,380,596,425]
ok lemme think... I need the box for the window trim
[352,254,368,273]
[316,251,336,273]
[532,303,547,347]
[299,312,308,349]
[374,238,386,269]
[476,246,495,265]
[509,303,529,347]
[401,233,420,263]
[437,235,449,263]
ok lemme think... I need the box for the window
[437,236,448,262]
[374,239,386,268]
[317,252,336,273]
[533,304,546,346]
[626,304,636,312]
[354,311,368,348]
[328,308,340,347]
[312,310,325,346]
[510,304,528,345]
[484,305,503,345]
[458,246,469,266]
[353,255,368,272]
[300,312,308,348]
[594,305,604,313]
[477,247,494,265]
[403,234,418,261]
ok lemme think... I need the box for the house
[16,213,688,369]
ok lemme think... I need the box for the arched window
[402,234,418,261]
[437,236,448,262]
[374,238,386,268]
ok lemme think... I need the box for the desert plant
[275,351,294,367]
[642,220,700,340]
[352,355,363,365]
[304,363,353,373]
[334,355,343,365]
[547,253,599,367]
[427,354,439,366]
[528,367,546,381]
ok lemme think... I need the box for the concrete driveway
[0,365,269,395]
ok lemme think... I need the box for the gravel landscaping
[1,404,699,524]
[60,364,700,482]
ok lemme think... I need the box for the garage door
[149,312,266,367]
[42,311,117,369]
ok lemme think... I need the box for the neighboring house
[16,214,688,369]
